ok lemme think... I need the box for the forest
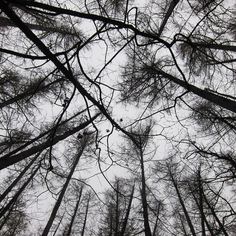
[0,0,236,235]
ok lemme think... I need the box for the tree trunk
[42,140,87,236]
[156,69,236,114]
[202,191,229,236]
[0,113,99,170]
[191,189,214,236]
[178,213,188,236]
[81,193,90,236]
[197,169,206,236]
[0,78,64,109]
[52,212,65,236]
[0,201,15,231]
[0,16,80,38]
[66,186,83,236]
[0,152,40,203]
[2,108,89,160]
[190,41,236,53]
[0,164,40,219]
[152,202,161,236]
[169,168,196,236]
[120,184,135,236]
[115,181,120,236]
[139,145,152,236]
[158,0,180,36]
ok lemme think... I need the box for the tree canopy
[0,0,236,235]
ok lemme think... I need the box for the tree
[123,124,154,236]
[0,198,28,236]
[98,177,136,236]
[0,0,235,235]
[64,185,84,236]
[42,132,95,235]
[153,156,236,235]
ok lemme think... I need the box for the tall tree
[99,177,136,236]
[0,0,235,234]
[42,133,93,235]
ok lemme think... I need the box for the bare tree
[0,0,235,234]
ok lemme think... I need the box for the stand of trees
[0,0,235,235]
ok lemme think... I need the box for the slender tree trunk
[139,145,152,236]
[2,108,89,160]
[190,42,236,53]
[0,16,80,37]
[42,140,86,236]
[109,213,113,236]
[0,164,40,219]
[0,152,40,203]
[66,186,83,236]
[81,193,90,236]
[153,202,161,236]
[0,201,15,231]
[202,191,229,236]
[191,190,214,236]
[115,181,120,236]
[169,168,196,236]
[120,184,135,236]
[0,78,64,109]
[197,169,206,236]
[0,113,99,170]
[188,169,214,236]
[11,213,23,235]
[156,68,236,114]
[158,0,180,36]
[52,212,65,236]
[178,213,188,236]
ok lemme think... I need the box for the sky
[0,0,236,234]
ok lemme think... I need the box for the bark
[156,69,236,114]
[2,2,236,117]
[158,0,180,36]
[190,42,236,53]
[115,181,120,236]
[0,113,99,170]
[1,108,89,160]
[0,16,80,37]
[109,213,113,236]
[202,191,229,236]
[0,2,139,145]
[52,212,65,236]
[0,78,64,109]
[0,152,40,203]
[7,0,169,46]
[0,164,40,220]
[81,193,90,236]
[139,145,152,236]
[169,168,196,236]
[66,186,83,236]
[191,188,214,236]
[0,201,15,231]
[42,139,87,236]
[197,169,206,236]
[120,184,135,236]
[178,213,188,236]
[152,202,161,236]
